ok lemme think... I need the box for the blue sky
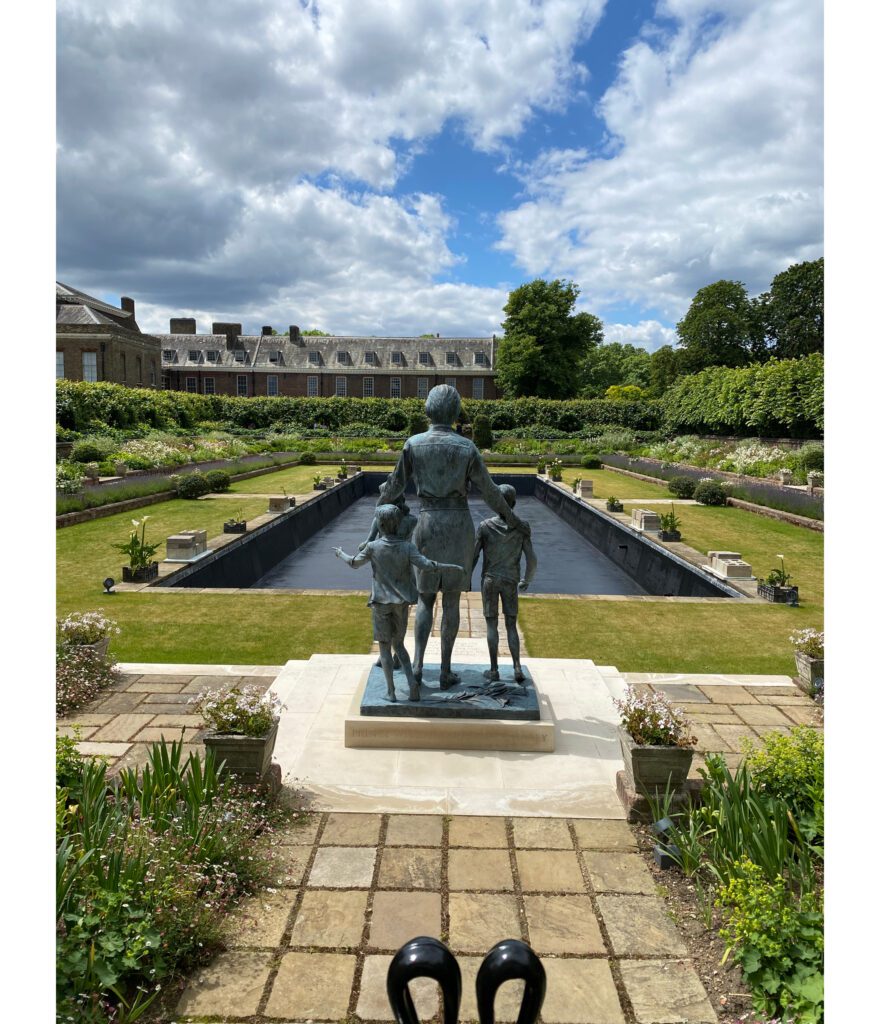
[56,0,823,348]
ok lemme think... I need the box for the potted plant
[57,610,120,659]
[757,555,799,606]
[337,460,349,480]
[114,516,160,582]
[313,473,326,491]
[549,458,563,482]
[658,505,682,542]
[83,462,101,482]
[790,628,824,696]
[223,508,248,534]
[113,461,129,477]
[606,496,624,512]
[614,686,696,796]
[536,460,547,476]
[192,685,284,782]
[571,476,581,494]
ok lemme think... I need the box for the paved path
[173,810,719,1024]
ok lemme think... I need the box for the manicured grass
[519,502,823,674]
[554,467,673,500]
[229,463,396,494]
[56,495,372,662]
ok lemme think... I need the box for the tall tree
[649,345,684,396]
[496,279,603,398]
[757,257,824,358]
[580,342,652,397]
[676,279,758,371]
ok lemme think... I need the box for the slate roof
[155,333,496,372]
[56,281,136,332]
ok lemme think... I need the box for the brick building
[157,320,500,400]
[56,282,162,387]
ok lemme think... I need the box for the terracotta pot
[794,651,824,695]
[618,727,694,797]
[204,721,279,781]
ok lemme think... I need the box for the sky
[56,0,823,348]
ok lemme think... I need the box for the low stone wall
[726,497,824,532]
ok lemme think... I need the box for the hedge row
[55,381,661,433]
[660,355,823,436]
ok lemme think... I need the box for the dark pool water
[252,495,644,595]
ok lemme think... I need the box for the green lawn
[520,502,823,674]
[554,467,673,500]
[58,464,822,672]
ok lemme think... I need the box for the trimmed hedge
[56,381,661,434]
[660,355,823,437]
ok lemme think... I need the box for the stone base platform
[347,665,554,751]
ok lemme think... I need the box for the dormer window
[418,352,431,365]
[336,351,350,365]
[391,351,403,365]
[446,352,457,366]
[162,349,176,362]
[365,351,378,365]
[475,352,489,366]
[188,349,202,362]
[206,350,220,362]
[268,350,282,363]
[233,350,246,363]
[308,350,320,365]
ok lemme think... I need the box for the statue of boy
[382,385,529,688]
[334,504,462,702]
[472,484,537,683]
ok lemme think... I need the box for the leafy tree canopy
[756,257,823,359]
[301,329,331,336]
[497,278,603,398]
[649,345,685,396]
[605,384,646,401]
[675,279,761,371]
[580,342,651,397]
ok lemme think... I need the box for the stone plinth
[715,559,752,579]
[579,480,594,498]
[165,529,208,560]
[345,667,554,752]
[268,496,294,513]
[631,508,661,532]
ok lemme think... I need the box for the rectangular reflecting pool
[252,495,645,595]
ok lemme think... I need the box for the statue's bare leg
[439,590,462,688]
[394,641,420,701]
[413,592,436,682]
[378,642,396,700]
[483,615,500,681]
[506,614,525,682]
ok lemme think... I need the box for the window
[162,349,176,362]
[472,377,484,399]
[365,351,377,365]
[150,361,156,385]
[335,376,347,396]
[362,376,374,397]
[446,352,457,365]
[307,375,318,396]
[186,376,197,393]
[206,350,220,362]
[136,356,142,384]
[233,350,246,363]
[390,377,401,398]
[236,375,248,396]
[308,351,320,365]
[204,377,215,395]
[418,351,430,365]
[267,375,279,396]
[188,349,201,362]
[475,351,489,366]
[268,350,282,363]
[417,377,429,399]
[56,351,64,379]
[445,377,456,389]
[82,352,98,382]
[336,351,350,365]
[391,351,403,365]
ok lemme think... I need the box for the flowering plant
[764,555,793,588]
[58,609,120,645]
[549,458,563,477]
[56,643,119,716]
[114,516,159,570]
[613,686,695,748]
[191,685,283,736]
[790,628,823,659]
[56,461,85,494]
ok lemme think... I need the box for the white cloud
[496,0,823,321]
[603,320,677,352]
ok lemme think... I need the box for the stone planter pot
[606,502,623,513]
[618,728,694,797]
[794,651,824,694]
[757,583,799,606]
[223,521,247,534]
[550,474,562,482]
[659,530,681,542]
[114,462,129,477]
[268,496,293,512]
[204,721,279,781]
[122,562,159,583]
[313,482,326,491]
[75,637,110,658]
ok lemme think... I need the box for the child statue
[472,484,538,683]
[335,504,462,702]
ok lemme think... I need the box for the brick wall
[56,325,162,387]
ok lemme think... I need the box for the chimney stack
[261,325,273,336]
[170,317,197,334]
[289,325,302,343]
[212,322,243,349]
[120,296,135,317]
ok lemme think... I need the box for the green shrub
[71,438,111,463]
[693,479,727,505]
[668,475,696,498]
[580,455,602,469]
[793,441,824,473]
[716,859,823,1023]
[204,469,231,492]
[744,727,824,843]
[407,411,429,436]
[473,414,494,449]
[299,452,316,465]
[175,472,211,499]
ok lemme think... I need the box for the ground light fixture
[651,816,681,869]
[103,577,115,593]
